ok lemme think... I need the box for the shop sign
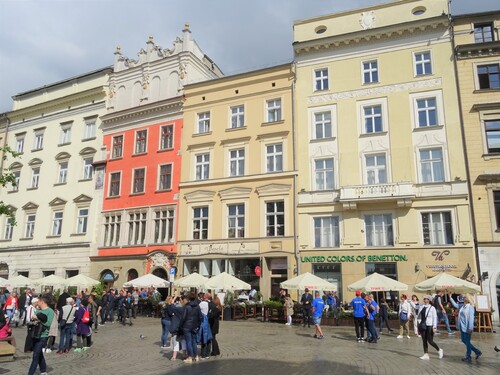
[300,254,408,263]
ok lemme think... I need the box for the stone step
[0,341,16,362]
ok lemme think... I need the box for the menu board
[475,294,491,313]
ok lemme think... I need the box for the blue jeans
[366,319,378,341]
[58,323,73,351]
[28,337,48,375]
[161,318,171,347]
[182,328,198,358]
[460,331,480,359]
[437,310,452,333]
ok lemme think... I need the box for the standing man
[434,290,454,335]
[28,296,55,375]
[300,288,313,328]
[18,288,32,327]
[132,288,139,318]
[365,294,379,343]
[332,291,340,325]
[350,290,367,342]
[311,291,325,339]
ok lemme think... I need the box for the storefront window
[312,263,342,302]
[366,262,399,307]
[234,259,260,290]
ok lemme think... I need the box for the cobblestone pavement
[1,317,499,375]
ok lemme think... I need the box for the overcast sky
[0,0,498,113]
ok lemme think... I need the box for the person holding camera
[28,296,54,375]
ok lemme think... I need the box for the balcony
[339,182,415,209]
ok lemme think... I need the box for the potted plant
[223,291,234,321]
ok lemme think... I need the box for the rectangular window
[33,130,44,150]
[77,208,89,234]
[314,68,329,91]
[83,158,93,180]
[195,153,210,180]
[266,99,282,122]
[109,172,121,197]
[84,118,97,139]
[485,120,500,153]
[16,135,25,153]
[12,170,20,192]
[314,216,340,248]
[366,154,387,185]
[363,60,378,84]
[363,105,383,133]
[416,97,437,127]
[31,167,40,188]
[414,51,432,76]
[228,204,245,238]
[314,158,334,190]
[133,168,145,194]
[420,148,445,183]
[154,208,175,243]
[266,201,284,237]
[231,105,245,128]
[158,164,172,190]
[59,124,72,144]
[25,214,36,238]
[128,212,147,245]
[103,214,121,247]
[4,217,14,240]
[477,64,500,89]
[266,143,283,173]
[51,211,63,236]
[474,23,494,43]
[160,125,174,150]
[422,211,453,245]
[58,162,68,184]
[112,135,123,158]
[314,111,332,139]
[229,149,245,177]
[193,207,209,240]
[197,112,210,133]
[494,191,500,230]
[365,214,393,246]
[135,130,147,154]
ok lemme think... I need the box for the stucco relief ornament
[359,11,376,30]
[149,252,170,269]
[142,72,150,90]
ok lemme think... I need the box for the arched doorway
[127,268,138,282]
[100,269,115,288]
[152,268,169,299]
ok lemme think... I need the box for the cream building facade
[293,0,476,302]
[453,10,500,321]
[0,68,111,281]
[178,64,296,299]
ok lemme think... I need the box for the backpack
[81,308,90,324]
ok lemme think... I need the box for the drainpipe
[448,1,482,286]
[291,61,301,275]
[0,113,11,173]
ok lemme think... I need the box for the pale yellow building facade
[177,64,296,299]
[294,0,476,303]
[453,10,500,321]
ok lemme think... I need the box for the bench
[0,341,16,362]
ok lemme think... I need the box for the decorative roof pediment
[5,204,17,212]
[256,183,292,197]
[9,162,23,170]
[73,194,93,204]
[79,147,97,156]
[22,202,39,211]
[184,190,216,203]
[48,197,67,207]
[28,158,43,166]
[55,152,71,161]
[219,187,252,201]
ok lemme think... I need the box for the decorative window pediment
[73,194,93,204]
[55,152,71,161]
[219,187,252,201]
[28,158,43,166]
[9,162,23,170]
[184,189,216,203]
[22,202,39,211]
[5,204,17,212]
[49,197,67,207]
[256,183,291,197]
[79,147,97,156]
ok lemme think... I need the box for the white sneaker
[397,335,403,339]
[420,353,430,360]
[407,335,411,339]
[438,349,444,359]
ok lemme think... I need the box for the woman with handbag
[28,295,55,375]
[24,297,38,353]
[397,294,411,339]
[449,294,482,362]
[57,297,75,354]
[418,294,443,360]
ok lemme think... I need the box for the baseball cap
[355,290,361,296]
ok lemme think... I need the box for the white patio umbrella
[34,274,67,287]
[173,272,209,289]
[66,274,101,288]
[414,272,481,294]
[123,273,169,288]
[347,272,408,293]
[1,275,35,288]
[280,272,337,291]
[204,272,251,291]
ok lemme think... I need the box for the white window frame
[197,112,210,134]
[4,216,15,240]
[314,68,329,91]
[127,211,147,245]
[265,200,285,237]
[227,203,245,239]
[357,98,388,135]
[25,213,36,238]
[314,157,335,190]
[410,90,445,129]
[313,216,340,248]
[83,117,97,139]
[59,123,72,144]
[364,213,394,247]
[159,124,174,150]
[313,111,333,140]
[266,99,282,123]
[364,153,388,185]
[51,210,63,236]
[76,208,89,234]
[195,153,210,180]
[362,60,379,84]
[158,163,172,191]
[83,157,93,180]
[153,207,175,243]
[134,129,148,154]
[418,147,446,183]
[266,143,283,173]
[58,161,68,184]
[31,167,40,188]
[15,135,25,153]
[421,210,454,246]
[192,206,209,240]
[132,167,146,194]
[229,148,245,177]
[413,50,433,76]
[103,213,121,247]
[33,130,44,150]
[112,135,124,159]
[230,105,245,129]
[108,171,121,197]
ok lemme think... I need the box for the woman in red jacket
[3,292,18,320]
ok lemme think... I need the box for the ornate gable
[73,194,93,204]
[22,202,39,211]
[219,187,252,201]
[183,190,216,203]
[255,183,292,197]
[48,198,67,207]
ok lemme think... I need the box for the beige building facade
[293,0,476,303]
[454,10,500,321]
[178,64,296,299]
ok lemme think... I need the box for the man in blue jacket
[350,290,366,342]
